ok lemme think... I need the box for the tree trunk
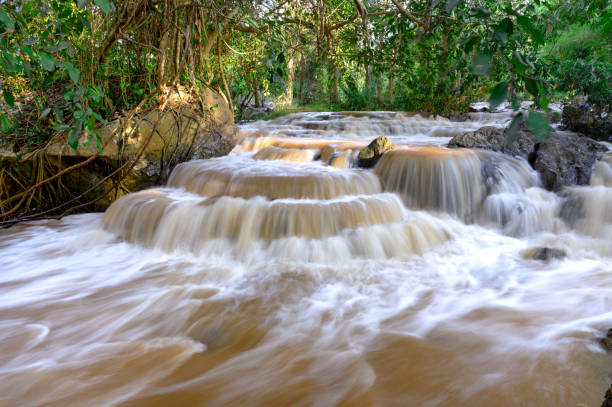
[387,74,394,105]
[254,87,260,107]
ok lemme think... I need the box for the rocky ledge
[1,88,237,212]
[448,124,608,191]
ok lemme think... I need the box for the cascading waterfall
[1,110,611,407]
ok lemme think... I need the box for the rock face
[531,132,607,190]
[449,125,608,191]
[358,136,395,168]
[529,247,567,261]
[449,126,536,158]
[563,104,612,142]
[603,386,612,407]
[600,328,612,351]
[1,88,237,210]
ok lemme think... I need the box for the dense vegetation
[1,0,609,151]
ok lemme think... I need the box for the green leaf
[245,16,259,29]
[2,88,15,107]
[95,132,102,154]
[41,108,52,118]
[489,81,508,111]
[471,54,492,76]
[446,0,462,13]
[78,0,92,9]
[23,37,40,46]
[94,0,112,14]
[511,54,527,74]
[527,111,551,140]
[0,8,14,32]
[21,45,36,59]
[524,77,539,98]
[471,7,491,18]
[493,30,508,45]
[64,62,80,84]
[53,123,70,131]
[499,18,514,35]
[0,112,12,134]
[516,15,544,44]
[88,86,103,103]
[92,111,105,123]
[68,121,83,150]
[39,52,56,71]
[505,112,525,144]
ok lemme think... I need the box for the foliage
[2,0,607,149]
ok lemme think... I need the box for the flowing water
[1,110,611,407]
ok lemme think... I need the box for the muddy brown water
[1,110,611,407]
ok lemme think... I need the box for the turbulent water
[1,110,611,407]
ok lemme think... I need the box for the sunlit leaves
[489,81,508,110]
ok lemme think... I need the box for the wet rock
[531,132,607,190]
[599,328,612,351]
[602,386,612,407]
[563,103,612,142]
[358,136,395,168]
[449,125,608,191]
[529,247,567,261]
[468,106,489,113]
[448,126,536,158]
[447,113,470,122]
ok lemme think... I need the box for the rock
[528,247,567,261]
[603,386,612,407]
[449,124,608,191]
[1,88,237,211]
[448,126,536,158]
[447,113,470,122]
[241,106,273,120]
[468,106,489,113]
[563,103,612,142]
[358,136,395,168]
[531,132,607,190]
[600,328,612,351]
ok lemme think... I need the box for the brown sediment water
[1,111,611,407]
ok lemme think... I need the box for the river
[1,110,611,406]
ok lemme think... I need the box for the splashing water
[1,111,611,407]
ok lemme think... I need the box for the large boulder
[562,103,612,142]
[1,88,237,211]
[531,132,607,190]
[358,136,395,168]
[449,125,608,191]
[448,126,536,158]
